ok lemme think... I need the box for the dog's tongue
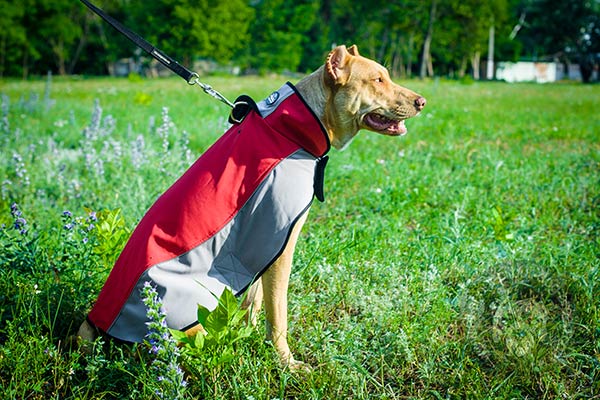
[389,120,407,135]
[366,113,407,135]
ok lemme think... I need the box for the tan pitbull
[220,44,425,369]
[78,44,425,371]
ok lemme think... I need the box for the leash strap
[79,0,234,108]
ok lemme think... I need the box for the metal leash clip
[188,73,235,109]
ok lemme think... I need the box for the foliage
[92,208,130,268]
[171,287,254,386]
[0,75,598,398]
[517,0,600,82]
[2,0,599,81]
[244,0,321,73]
[126,0,254,66]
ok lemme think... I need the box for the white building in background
[495,61,591,82]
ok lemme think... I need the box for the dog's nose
[415,96,427,111]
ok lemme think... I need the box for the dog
[77,44,425,371]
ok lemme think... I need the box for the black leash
[79,0,234,108]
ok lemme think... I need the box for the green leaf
[204,302,228,336]
[219,287,240,319]
[197,305,211,326]
[194,331,205,349]
[169,328,188,342]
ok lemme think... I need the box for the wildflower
[62,210,73,218]
[44,70,55,110]
[12,152,30,186]
[94,158,105,177]
[84,99,102,142]
[157,107,175,175]
[1,179,12,199]
[131,134,146,170]
[11,203,21,217]
[1,94,9,134]
[10,203,27,235]
[141,281,186,399]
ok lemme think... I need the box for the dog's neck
[295,67,356,150]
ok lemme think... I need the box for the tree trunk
[458,57,468,78]
[378,27,389,62]
[407,32,414,78]
[0,36,5,79]
[471,51,481,80]
[419,0,437,79]
[22,46,29,80]
[51,39,66,75]
[68,15,91,75]
[486,22,495,79]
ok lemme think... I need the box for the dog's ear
[347,45,360,56]
[326,45,353,85]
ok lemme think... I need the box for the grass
[0,73,598,399]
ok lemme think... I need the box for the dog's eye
[374,77,384,83]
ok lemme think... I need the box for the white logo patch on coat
[266,91,280,106]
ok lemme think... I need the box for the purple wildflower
[10,204,28,235]
[141,281,186,399]
[10,203,21,218]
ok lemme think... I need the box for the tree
[172,0,254,65]
[419,0,437,79]
[428,0,509,79]
[124,0,253,67]
[245,0,320,73]
[0,1,25,78]
[35,0,85,75]
[315,0,425,78]
[517,0,600,82]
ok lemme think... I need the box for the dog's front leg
[262,211,309,370]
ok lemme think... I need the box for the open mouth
[363,112,407,136]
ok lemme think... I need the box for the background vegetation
[1,0,599,81]
[0,72,598,398]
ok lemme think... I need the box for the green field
[0,75,598,399]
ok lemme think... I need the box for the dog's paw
[286,358,312,373]
[279,354,312,373]
[75,320,98,355]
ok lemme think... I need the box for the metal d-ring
[187,72,200,85]
[229,100,250,124]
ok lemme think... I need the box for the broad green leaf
[197,304,211,325]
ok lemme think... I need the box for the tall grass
[0,73,598,399]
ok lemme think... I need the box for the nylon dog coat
[87,83,330,342]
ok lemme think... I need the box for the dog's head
[323,45,426,149]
